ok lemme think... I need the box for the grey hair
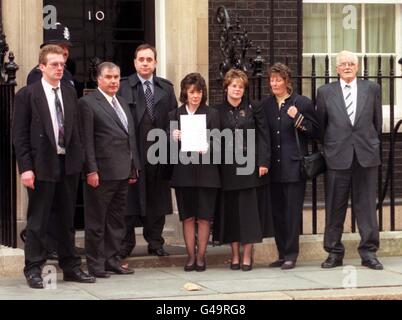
[336,50,358,66]
[97,62,120,78]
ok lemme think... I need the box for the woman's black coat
[168,104,221,188]
[213,99,270,190]
[261,93,319,183]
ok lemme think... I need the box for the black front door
[44,0,155,92]
[43,0,155,229]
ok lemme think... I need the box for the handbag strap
[290,96,304,160]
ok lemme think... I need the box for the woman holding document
[212,69,272,271]
[169,73,220,272]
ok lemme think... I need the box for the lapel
[128,74,146,123]
[60,84,74,147]
[33,82,57,150]
[354,79,368,125]
[330,81,353,126]
[153,77,166,110]
[94,90,128,134]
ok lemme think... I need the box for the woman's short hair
[267,62,293,94]
[223,69,249,90]
[179,73,208,105]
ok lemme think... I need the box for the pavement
[2,245,402,301]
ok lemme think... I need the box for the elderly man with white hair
[317,50,383,270]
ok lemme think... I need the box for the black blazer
[119,73,178,165]
[316,79,382,170]
[12,81,84,182]
[79,89,140,180]
[262,93,318,183]
[213,99,270,190]
[168,104,221,188]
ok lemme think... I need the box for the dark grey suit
[79,89,140,273]
[317,79,382,260]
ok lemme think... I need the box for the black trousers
[270,181,306,262]
[84,179,128,273]
[24,160,81,276]
[324,157,379,260]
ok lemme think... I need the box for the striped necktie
[344,84,354,124]
[111,97,128,132]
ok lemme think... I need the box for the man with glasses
[13,45,96,288]
[317,50,383,270]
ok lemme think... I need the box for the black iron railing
[0,22,18,248]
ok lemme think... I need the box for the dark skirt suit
[168,104,221,221]
[213,100,273,245]
[262,93,318,262]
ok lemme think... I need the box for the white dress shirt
[41,78,65,154]
[97,87,128,126]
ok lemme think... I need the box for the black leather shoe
[26,274,44,289]
[268,259,285,268]
[105,264,135,275]
[63,268,96,283]
[362,258,383,270]
[321,256,343,269]
[230,263,240,270]
[148,247,170,256]
[90,271,111,278]
[281,261,296,270]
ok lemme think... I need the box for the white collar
[41,78,61,92]
[138,74,154,85]
[97,87,116,104]
[340,78,357,89]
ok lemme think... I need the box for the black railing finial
[0,22,9,84]
[250,47,265,77]
[5,51,18,85]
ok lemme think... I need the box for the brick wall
[208,0,300,106]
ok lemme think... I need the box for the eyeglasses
[338,62,356,68]
[47,62,66,69]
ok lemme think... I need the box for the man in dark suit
[12,45,96,288]
[22,22,76,261]
[317,50,383,270]
[119,44,178,257]
[79,62,141,277]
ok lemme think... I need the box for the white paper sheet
[180,114,208,152]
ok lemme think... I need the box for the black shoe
[195,259,206,272]
[184,263,196,272]
[63,268,96,283]
[47,250,58,260]
[230,263,240,270]
[362,258,383,270]
[105,264,135,275]
[242,263,253,271]
[281,261,296,270]
[26,274,44,289]
[148,247,170,257]
[90,271,111,278]
[268,259,285,268]
[321,256,343,269]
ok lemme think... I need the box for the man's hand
[259,166,269,177]
[172,129,181,141]
[21,170,35,189]
[87,172,100,188]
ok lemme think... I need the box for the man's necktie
[144,80,155,122]
[111,97,128,132]
[52,87,65,148]
[344,84,354,124]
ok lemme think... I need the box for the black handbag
[294,127,326,180]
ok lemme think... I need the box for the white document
[180,114,208,152]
